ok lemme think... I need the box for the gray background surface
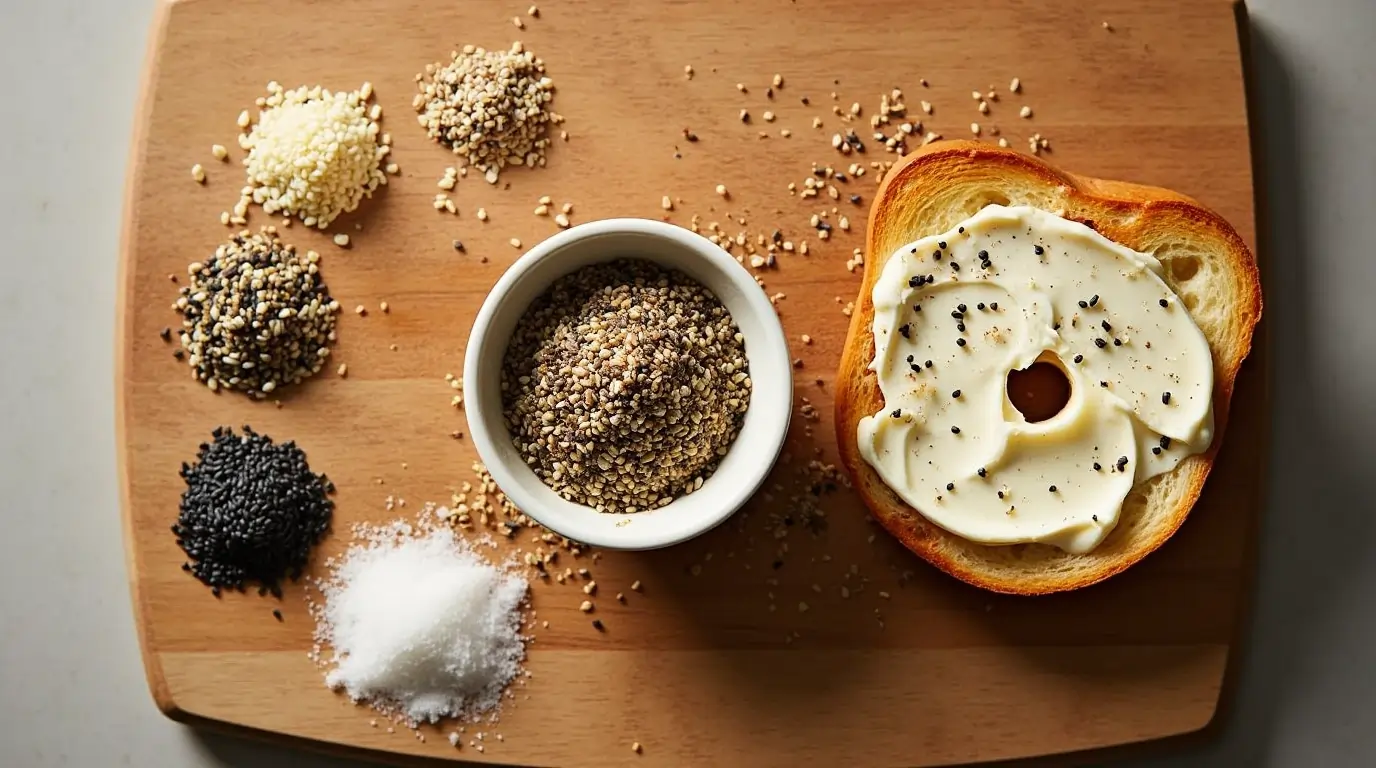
[2,0,1371,766]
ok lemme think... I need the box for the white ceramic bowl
[463,218,792,550]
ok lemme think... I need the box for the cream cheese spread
[857,205,1213,553]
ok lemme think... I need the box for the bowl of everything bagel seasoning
[464,219,791,549]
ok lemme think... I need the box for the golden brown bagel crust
[835,141,1261,595]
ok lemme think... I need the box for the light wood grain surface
[117,0,1263,765]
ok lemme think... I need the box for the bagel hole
[1007,361,1072,423]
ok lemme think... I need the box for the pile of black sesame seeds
[501,260,750,513]
[173,426,334,596]
[172,227,339,398]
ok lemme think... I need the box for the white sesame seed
[512,16,524,28]
[715,184,728,197]
[579,600,593,613]
[333,234,350,247]
[1010,77,1021,93]
[772,73,783,88]
[978,100,989,114]
[534,204,549,216]
[661,195,673,211]
[528,5,539,16]
[554,213,570,228]
[762,110,775,122]
[920,100,933,114]
[736,82,746,92]
[509,237,522,249]
[970,122,981,135]
[191,164,206,183]
[211,145,228,161]
[1020,105,1033,118]
[801,334,812,344]
[998,137,1010,147]
[236,110,251,128]
[476,208,488,221]
[971,90,982,100]
[684,65,693,79]
[337,363,348,377]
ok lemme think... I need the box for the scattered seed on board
[191,164,206,184]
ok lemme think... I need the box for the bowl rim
[462,217,792,550]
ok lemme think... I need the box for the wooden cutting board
[117,0,1264,765]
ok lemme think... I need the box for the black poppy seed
[1113,338,1122,346]
[1092,514,1099,522]
[891,409,902,418]
[1048,485,1057,492]
[957,322,966,332]
[977,467,987,477]
[906,354,914,363]
[981,260,992,270]
[997,490,1005,499]
[952,389,962,398]
[957,303,967,313]
[951,262,961,271]
[273,609,283,621]
[1090,294,1100,306]
[1160,436,1172,449]
[914,304,923,312]
[1152,446,1162,455]
[1100,381,1109,387]
[910,247,918,254]
[1159,298,1169,307]
[951,426,961,434]
[910,363,921,372]
[951,310,963,319]
[801,96,810,105]
[978,249,989,260]
[909,276,922,288]
[1117,456,1129,470]
[1093,462,1102,471]
[850,194,862,204]
[946,482,955,491]
[990,302,999,310]
[899,324,912,339]
[925,359,933,368]
[956,338,967,347]
[835,173,848,182]
[1074,354,1084,363]
[958,226,965,233]
[977,302,986,310]
[1162,391,1172,404]
[1053,323,1061,331]
[1101,320,1112,332]
[592,619,605,632]
[172,426,333,594]
[1034,245,1044,255]
[933,250,943,260]
[1095,338,1108,348]
[1078,300,1089,309]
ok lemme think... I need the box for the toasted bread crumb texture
[836,141,1261,594]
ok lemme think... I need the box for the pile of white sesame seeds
[414,43,561,185]
[233,82,392,229]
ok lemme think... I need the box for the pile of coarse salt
[310,512,529,725]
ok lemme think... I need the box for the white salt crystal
[314,524,528,724]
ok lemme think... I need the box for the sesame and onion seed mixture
[172,227,339,397]
[501,260,750,513]
[414,43,561,185]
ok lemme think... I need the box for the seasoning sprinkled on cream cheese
[857,205,1214,553]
